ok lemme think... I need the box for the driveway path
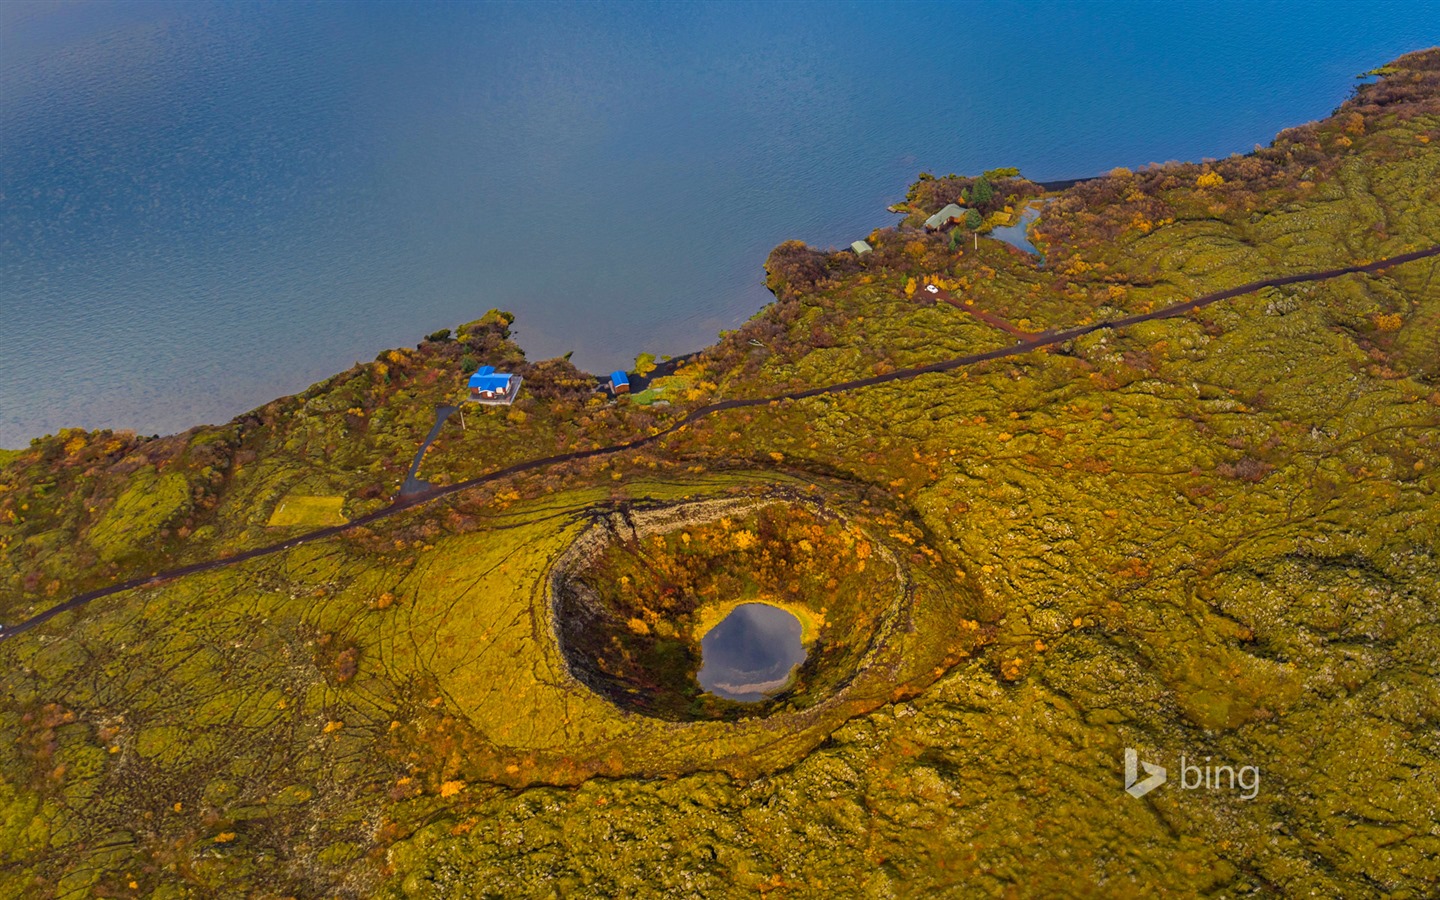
[400,405,458,498]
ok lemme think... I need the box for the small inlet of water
[988,204,1043,256]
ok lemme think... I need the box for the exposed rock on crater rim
[545,480,989,745]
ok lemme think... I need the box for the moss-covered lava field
[3,49,1440,898]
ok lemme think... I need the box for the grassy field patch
[87,468,192,561]
[266,494,347,527]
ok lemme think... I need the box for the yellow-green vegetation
[2,49,1440,898]
[629,364,712,406]
[550,488,979,723]
[266,494,348,527]
[86,467,192,563]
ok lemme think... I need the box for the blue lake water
[697,602,807,702]
[988,204,1043,256]
[2,1,1437,446]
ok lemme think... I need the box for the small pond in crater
[697,603,808,702]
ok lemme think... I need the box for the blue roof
[610,370,629,385]
[469,365,512,391]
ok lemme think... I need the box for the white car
[925,284,939,294]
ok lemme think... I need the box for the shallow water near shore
[989,205,1043,256]
[2,1,1438,446]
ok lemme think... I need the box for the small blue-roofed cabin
[610,371,630,395]
[467,365,521,405]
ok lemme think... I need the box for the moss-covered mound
[552,494,903,721]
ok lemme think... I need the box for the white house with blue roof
[467,365,522,405]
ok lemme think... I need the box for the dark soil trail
[4,245,1437,642]
[400,405,458,498]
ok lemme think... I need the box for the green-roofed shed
[851,240,872,255]
[924,203,968,231]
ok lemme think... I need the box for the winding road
[3,245,1437,643]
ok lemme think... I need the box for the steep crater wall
[550,492,902,721]
[396,475,994,782]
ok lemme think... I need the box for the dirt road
[3,244,1436,643]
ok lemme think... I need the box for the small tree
[970,176,994,206]
[635,353,657,377]
[965,209,983,230]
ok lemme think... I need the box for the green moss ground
[265,494,348,528]
[2,49,1439,899]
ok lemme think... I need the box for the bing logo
[1124,748,1260,800]
[1124,747,1166,798]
